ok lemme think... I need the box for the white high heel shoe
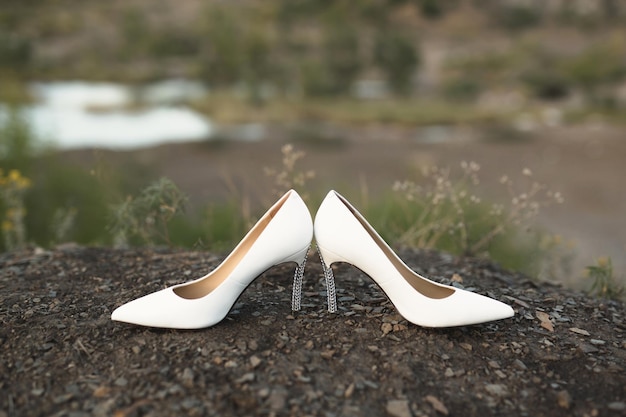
[313,190,514,327]
[111,190,313,329]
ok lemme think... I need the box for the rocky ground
[1,245,624,417]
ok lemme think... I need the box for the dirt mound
[1,246,624,416]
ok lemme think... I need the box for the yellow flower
[1,169,32,189]
[2,220,13,231]
[18,177,32,189]
[8,169,21,182]
[597,257,609,268]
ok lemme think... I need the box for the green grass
[0,102,577,282]
[193,94,510,126]
[363,192,550,277]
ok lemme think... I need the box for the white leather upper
[111,190,313,329]
[314,190,514,327]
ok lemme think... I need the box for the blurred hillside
[2,0,626,118]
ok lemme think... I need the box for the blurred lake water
[0,80,214,150]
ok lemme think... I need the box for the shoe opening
[173,191,293,299]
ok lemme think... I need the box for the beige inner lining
[338,194,454,300]
[173,193,289,300]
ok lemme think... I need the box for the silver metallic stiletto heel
[291,245,310,311]
[317,245,338,313]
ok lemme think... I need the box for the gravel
[1,245,624,416]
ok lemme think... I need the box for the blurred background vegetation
[2,0,626,109]
[1,0,625,296]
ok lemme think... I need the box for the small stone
[53,393,73,404]
[569,328,590,336]
[425,395,449,415]
[114,377,127,387]
[344,383,355,398]
[505,296,530,308]
[224,360,238,368]
[485,384,508,397]
[578,344,599,354]
[92,398,115,417]
[249,355,262,368]
[31,388,45,396]
[488,361,500,369]
[608,402,626,411]
[393,324,407,332]
[181,398,200,410]
[589,339,605,345]
[459,343,472,351]
[381,323,393,335]
[495,370,507,379]
[556,390,571,409]
[93,386,110,398]
[536,311,554,332]
[363,380,379,389]
[180,368,194,387]
[444,368,454,377]
[235,372,255,384]
[268,388,287,411]
[131,346,141,354]
[451,273,463,283]
[513,359,528,370]
[320,350,335,359]
[386,399,412,417]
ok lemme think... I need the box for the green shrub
[419,0,446,19]
[374,32,420,96]
[0,169,30,250]
[300,60,335,97]
[148,30,201,58]
[442,77,482,101]
[495,5,542,31]
[387,162,565,277]
[109,178,188,247]
[0,109,34,171]
[522,69,571,100]
[586,257,624,300]
[202,201,250,251]
[323,27,362,95]
[0,32,32,71]
[0,112,151,250]
[564,41,626,98]
[26,159,110,247]
[199,6,246,87]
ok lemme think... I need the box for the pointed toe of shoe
[111,285,235,329]
[446,290,514,326]
[110,294,156,327]
[111,289,184,328]
[110,302,134,323]
[404,289,514,328]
